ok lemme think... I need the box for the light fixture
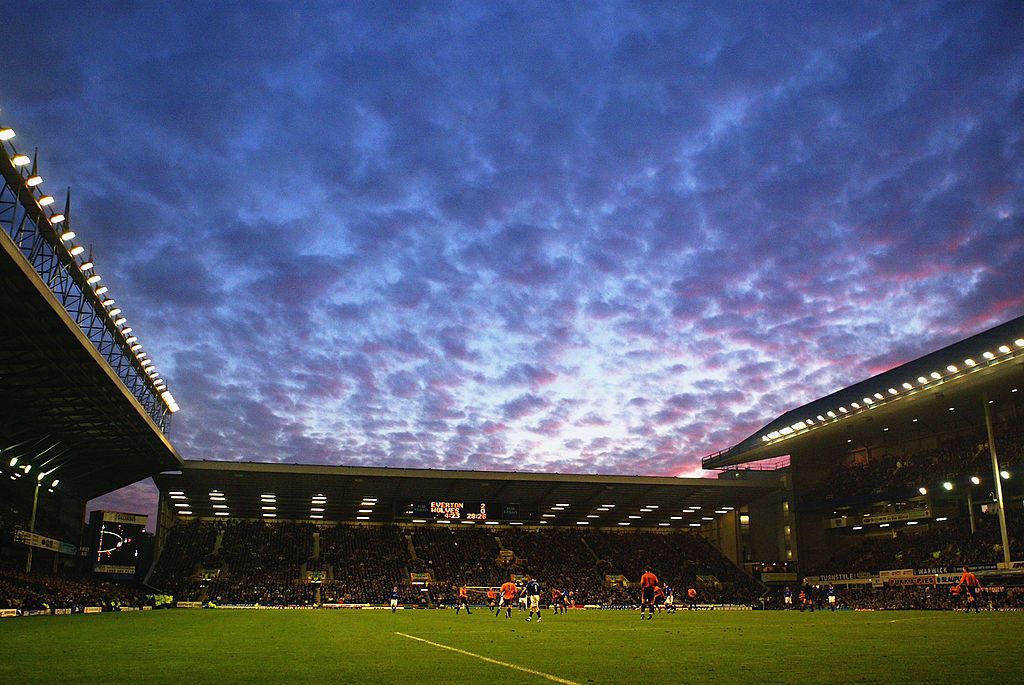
[113,317,127,326]
[902,382,913,390]
[998,345,1010,354]
[38,194,54,206]
[49,213,66,223]
[971,476,980,485]
[69,245,85,256]
[108,308,122,317]
[0,128,15,140]
[86,274,101,284]
[964,358,976,367]
[12,153,30,166]
[101,297,114,306]
[943,481,953,491]
[79,261,94,271]
[918,487,927,495]
[125,336,138,344]
[983,351,994,359]
[1001,470,1011,480]
[930,371,941,379]
[26,175,42,187]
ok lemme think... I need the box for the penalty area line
[394,632,579,685]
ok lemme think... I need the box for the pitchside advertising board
[89,511,148,576]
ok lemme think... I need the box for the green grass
[2,608,1022,684]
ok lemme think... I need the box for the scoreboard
[411,502,528,521]
[89,510,148,576]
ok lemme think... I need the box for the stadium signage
[14,529,78,556]
[878,568,915,579]
[816,572,871,582]
[95,564,136,575]
[997,561,1024,570]
[102,511,149,526]
[176,601,203,608]
[0,609,17,618]
[84,607,102,614]
[863,509,930,525]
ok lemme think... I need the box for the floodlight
[86,274,101,284]
[26,175,42,187]
[12,153,30,166]
[49,213,66,223]
[0,128,15,140]
[1001,470,1010,480]
[943,481,953,491]
[69,245,84,256]
[918,487,927,495]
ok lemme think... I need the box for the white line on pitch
[394,632,579,685]
[887,616,940,623]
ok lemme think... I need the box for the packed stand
[0,564,146,611]
[583,529,762,604]
[204,521,314,605]
[809,507,1024,576]
[497,528,605,603]
[409,526,503,587]
[148,521,218,600]
[319,524,409,604]
[806,421,1024,505]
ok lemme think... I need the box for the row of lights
[918,470,1012,496]
[760,340,1024,445]
[1,125,178,415]
[5,457,60,491]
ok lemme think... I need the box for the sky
[2,1,1023,521]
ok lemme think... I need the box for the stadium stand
[0,564,146,611]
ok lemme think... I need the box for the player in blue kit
[523,577,542,622]
[826,584,837,611]
[389,586,400,613]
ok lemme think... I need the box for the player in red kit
[639,570,659,620]
[958,566,982,613]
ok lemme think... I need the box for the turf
[2,608,1022,684]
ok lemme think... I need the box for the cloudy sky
[3,1,1022,518]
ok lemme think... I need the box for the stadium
[3,5,1024,683]
[3,120,1024,680]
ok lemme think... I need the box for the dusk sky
[3,1,1023,519]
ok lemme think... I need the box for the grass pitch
[2,608,1022,684]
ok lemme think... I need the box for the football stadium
[3,121,1024,681]
[3,4,1024,684]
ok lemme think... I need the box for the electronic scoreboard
[410,502,529,521]
[89,510,148,576]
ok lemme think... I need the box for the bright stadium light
[1016,339,1024,347]
[0,127,15,140]
[11,153,30,166]
[918,487,928,495]
[947,365,958,373]
[971,476,981,485]
[888,388,898,395]
[982,351,994,359]
[917,376,928,384]
[79,260,94,272]
[86,274,101,284]
[998,345,1011,354]
[9,457,18,467]
[930,371,941,379]
[125,336,138,344]
[964,358,976,367]
[873,392,884,400]
[113,317,127,326]
[943,481,953,491]
[1001,470,1011,480]
[38,194,55,206]
[108,308,121,317]
[902,382,913,389]
[49,213,66,223]
[51,479,59,487]
[69,245,85,256]
[26,175,43,187]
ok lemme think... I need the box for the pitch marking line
[394,632,579,685]
[887,616,939,623]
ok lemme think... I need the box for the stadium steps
[212,529,225,555]
[312,531,320,560]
